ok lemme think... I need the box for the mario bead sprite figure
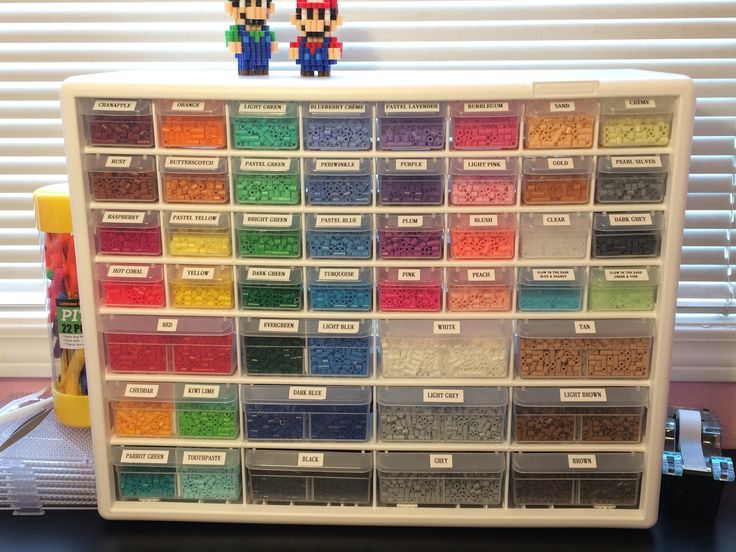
[290,0,343,77]
[225,0,278,76]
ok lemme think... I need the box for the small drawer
[98,263,165,308]
[376,158,444,206]
[169,265,234,309]
[377,386,508,443]
[113,446,177,500]
[305,158,373,206]
[236,213,302,259]
[109,381,175,437]
[378,214,444,260]
[596,155,668,204]
[175,383,239,439]
[306,319,373,377]
[177,448,242,502]
[449,213,516,260]
[229,101,298,150]
[600,97,675,148]
[511,452,643,508]
[95,210,162,256]
[307,267,373,311]
[513,387,648,443]
[102,315,235,375]
[80,98,153,147]
[379,319,512,378]
[165,211,232,257]
[377,267,442,312]
[161,156,229,204]
[446,266,513,312]
[589,266,659,311]
[517,319,655,379]
[517,267,585,312]
[303,102,373,151]
[377,101,447,150]
[592,212,663,258]
[306,213,373,259]
[449,157,519,206]
[86,154,158,202]
[238,266,303,311]
[246,449,372,505]
[232,157,300,205]
[450,100,522,150]
[378,452,505,507]
[524,99,598,149]
[242,384,372,441]
[521,156,593,205]
[156,99,226,149]
[519,212,590,259]
[239,317,306,376]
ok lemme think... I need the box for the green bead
[237,229,301,258]
[231,117,298,150]
[235,173,299,205]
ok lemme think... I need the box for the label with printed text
[164,157,218,170]
[398,269,420,281]
[317,320,360,334]
[297,452,325,467]
[289,386,327,401]
[463,102,508,113]
[182,451,226,466]
[314,215,362,228]
[463,159,507,171]
[243,214,293,227]
[542,214,571,226]
[574,321,597,334]
[604,269,649,282]
[568,454,598,469]
[102,211,145,224]
[93,100,136,112]
[608,213,653,226]
[107,265,149,279]
[610,156,662,169]
[124,384,159,398]
[182,267,215,280]
[171,100,205,112]
[550,101,576,112]
[258,319,299,333]
[395,159,428,171]
[398,215,423,228]
[423,389,465,403]
[469,214,498,227]
[467,269,496,282]
[318,268,360,281]
[104,156,132,169]
[560,388,608,402]
[547,157,575,170]
[247,267,291,282]
[429,454,454,469]
[182,384,220,399]
[170,212,220,226]
[315,159,361,172]
[309,103,365,114]
[240,158,290,172]
[121,450,169,464]
[532,269,575,281]
[238,102,287,115]
[433,321,460,335]
[384,102,440,114]
[156,319,178,332]
[624,98,656,109]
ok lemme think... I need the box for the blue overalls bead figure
[225,0,278,76]
[289,0,343,77]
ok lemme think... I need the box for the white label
[309,103,365,114]
[398,269,421,281]
[625,98,656,109]
[315,159,360,172]
[608,213,653,226]
[182,384,220,399]
[550,101,576,112]
[107,265,149,279]
[104,156,132,169]
[93,100,136,112]
[543,214,571,226]
[398,215,423,228]
[101,211,145,224]
[314,215,361,228]
[258,319,299,333]
[469,214,498,227]
[395,159,428,171]
[547,157,574,170]
[467,269,496,282]
[156,319,178,332]
[124,384,159,398]
[610,156,662,169]
[182,451,226,466]
[120,449,169,464]
[169,212,220,226]
[568,454,598,469]
[240,158,290,172]
[164,157,218,170]
[59,333,85,350]
[463,159,507,171]
[423,389,465,403]
[429,454,454,469]
[318,268,360,281]
[297,452,325,467]
[604,269,649,282]
[532,269,575,281]
[288,386,327,401]
[574,321,597,334]
[384,102,440,114]
[243,214,293,227]
[463,102,508,113]
[182,267,214,280]
[171,100,205,112]
[247,267,291,282]
[560,388,608,402]
[433,321,460,335]
[317,320,360,334]
[238,102,287,115]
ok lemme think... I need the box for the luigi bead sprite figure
[225,0,278,76]
[290,0,343,77]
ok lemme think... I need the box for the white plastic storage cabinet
[61,70,693,527]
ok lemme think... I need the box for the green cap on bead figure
[289,0,343,77]
[225,0,278,76]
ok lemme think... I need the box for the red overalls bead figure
[225,0,278,76]
[289,0,343,77]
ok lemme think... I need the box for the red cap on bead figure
[290,0,343,77]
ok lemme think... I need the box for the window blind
[1,0,734,379]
